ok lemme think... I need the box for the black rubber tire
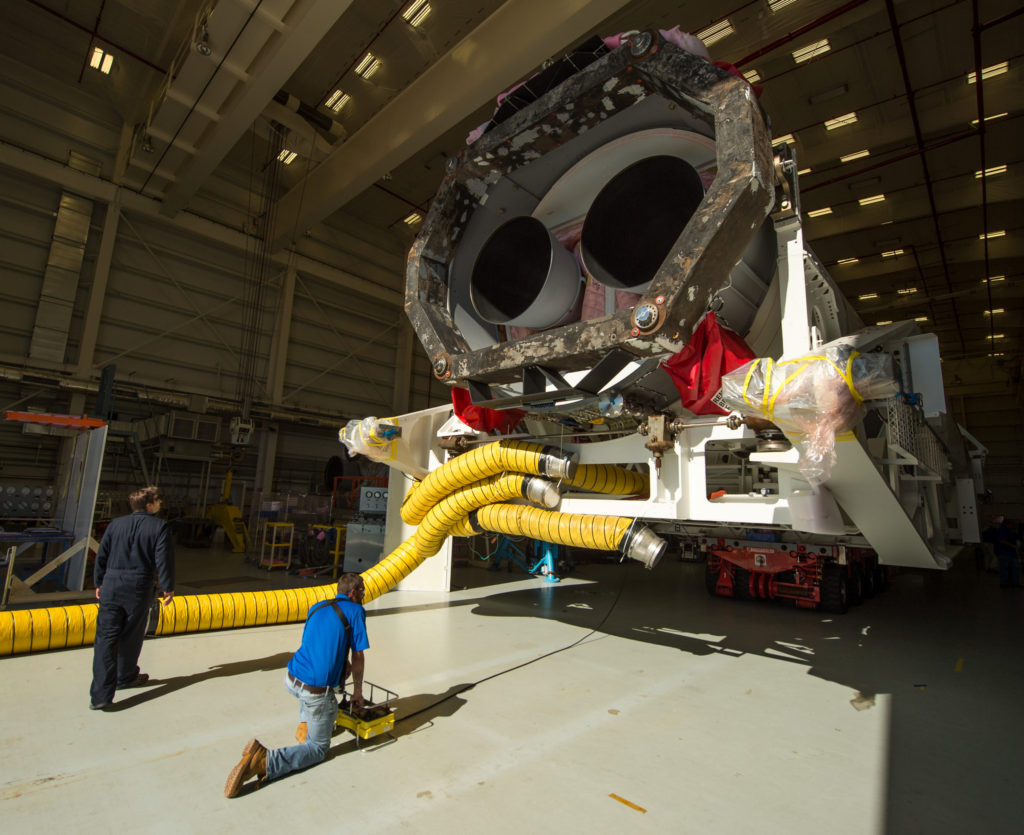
[847,566,864,606]
[705,562,720,596]
[821,565,849,614]
[861,562,877,599]
[733,566,753,600]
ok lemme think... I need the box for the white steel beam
[159,0,356,217]
[268,0,633,251]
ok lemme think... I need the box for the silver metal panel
[343,521,386,573]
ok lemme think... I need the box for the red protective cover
[451,388,526,434]
[660,311,757,415]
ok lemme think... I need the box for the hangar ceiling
[1,0,1021,374]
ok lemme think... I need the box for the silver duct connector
[621,525,667,569]
[539,449,578,482]
[522,476,562,509]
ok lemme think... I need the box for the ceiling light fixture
[979,230,1006,240]
[840,149,870,163]
[897,287,917,295]
[768,0,799,11]
[859,194,886,206]
[277,149,297,165]
[837,257,859,265]
[89,46,114,74]
[966,61,1008,84]
[982,275,1005,284]
[987,333,1005,340]
[696,19,735,46]
[798,167,812,175]
[858,293,878,300]
[355,53,382,79]
[772,133,794,147]
[195,28,212,57]
[807,207,832,217]
[975,164,1007,178]
[824,112,858,130]
[742,69,762,84]
[876,320,893,326]
[793,39,831,63]
[881,249,904,258]
[404,212,423,225]
[914,316,928,322]
[971,112,1008,126]
[325,89,350,112]
[984,308,1005,315]
[402,0,432,27]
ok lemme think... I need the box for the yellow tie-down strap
[359,417,400,461]
[741,351,865,422]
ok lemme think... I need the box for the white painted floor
[0,547,1020,833]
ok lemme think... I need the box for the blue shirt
[287,596,369,688]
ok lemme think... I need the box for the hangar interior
[0,0,1022,831]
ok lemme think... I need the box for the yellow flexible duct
[400,440,576,526]
[567,463,648,496]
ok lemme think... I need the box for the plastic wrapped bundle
[714,343,898,484]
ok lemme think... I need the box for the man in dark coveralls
[224,572,369,797]
[89,485,174,710]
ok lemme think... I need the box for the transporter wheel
[847,566,864,606]
[821,565,849,614]
[861,562,877,599]
[733,566,753,600]
[705,562,720,596]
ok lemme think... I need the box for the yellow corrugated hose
[400,440,576,526]
[0,448,660,656]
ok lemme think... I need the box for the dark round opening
[470,216,553,323]
[581,155,705,289]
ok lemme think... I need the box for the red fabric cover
[660,312,757,415]
[451,388,526,434]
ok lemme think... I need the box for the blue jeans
[265,672,338,781]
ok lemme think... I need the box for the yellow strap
[767,362,811,421]
[741,359,761,409]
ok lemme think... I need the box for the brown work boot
[224,739,267,798]
[295,722,307,743]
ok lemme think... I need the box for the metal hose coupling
[538,447,579,481]
[620,524,667,569]
[522,476,562,509]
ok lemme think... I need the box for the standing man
[224,573,369,798]
[89,485,174,710]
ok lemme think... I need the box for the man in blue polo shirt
[225,573,369,797]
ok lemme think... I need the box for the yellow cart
[335,681,397,746]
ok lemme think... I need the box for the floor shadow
[106,652,294,710]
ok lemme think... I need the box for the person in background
[89,485,174,710]
[983,515,1020,588]
[224,573,369,798]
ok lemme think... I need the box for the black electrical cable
[394,561,632,724]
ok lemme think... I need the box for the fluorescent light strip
[876,320,893,326]
[979,230,1006,240]
[403,0,431,26]
[982,275,1005,284]
[858,293,878,300]
[967,61,1008,84]
[769,0,799,11]
[824,112,857,130]
[798,167,812,175]
[743,69,762,84]
[897,287,917,295]
[971,112,1008,126]
[404,212,423,225]
[987,333,1005,340]
[325,89,350,111]
[772,133,794,147]
[881,249,904,258]
[841,149,870,163]
[984,309,1005,315]
[355,53,381,79]
[837,257,859,265]
[696,19,735,46]
[793,39,830,63]
[807,207,832,217]
[859,194,886,206]
[975,164,1007,178]
[277,150,297,165]
[914,316,928,322]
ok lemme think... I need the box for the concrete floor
[0,544,1020,834]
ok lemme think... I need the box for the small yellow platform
[335,681,397,743]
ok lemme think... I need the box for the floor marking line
[609,792,647,813]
